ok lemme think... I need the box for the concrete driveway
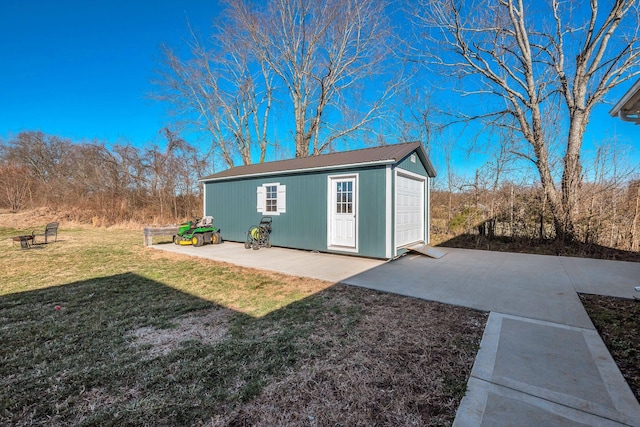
[343,248,640,426]
[343,248,639,328]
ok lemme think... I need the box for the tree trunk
[412,0,640,246]
[632,186,640,251]
[539,192,546,240]
[294,91,310,157]
[558,112,587,242]
[510,185,514,239]
[610,190,618,248]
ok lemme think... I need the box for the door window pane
[335,181,353,214]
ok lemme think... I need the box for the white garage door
[395,173,424,247]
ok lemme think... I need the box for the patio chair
[32,222,59,244]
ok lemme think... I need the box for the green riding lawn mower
[173,216,222,247]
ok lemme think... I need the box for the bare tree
[0,130,207,224]
[156,21,273,168]
[140,128,195,221]
[395,87,440,151]
[412,0,640,240]
[229,0,400,157]
[2,131,68,185]
[0,164,32,212]
[629,180,640,251]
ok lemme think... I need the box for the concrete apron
[342,248,640,426]
[149,241,386,283]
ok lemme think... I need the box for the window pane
[334,181,355,215]
[266,185,277,198]
[265,185,277,212]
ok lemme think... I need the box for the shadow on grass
[0,272,486,426]
[0,272,313,425]
[437,233,640,262]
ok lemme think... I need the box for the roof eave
[610,79,640,122]
[418,149,437,178]
[199,159,397,183]
[615,110,640,124]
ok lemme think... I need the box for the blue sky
[1,0,638,181]
[0,0,220,146]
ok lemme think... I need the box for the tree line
[432,180,640,253]
[0,130,205,225]
[2,128,639,253]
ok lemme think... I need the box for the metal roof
[610,79,640,124]
[200,142,437,182]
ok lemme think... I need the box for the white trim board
[385,165,393,259]
[326,173,359,254]
[394,168,427,250]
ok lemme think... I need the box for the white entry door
[329,176,357,249]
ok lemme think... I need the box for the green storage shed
[199,142,436,259]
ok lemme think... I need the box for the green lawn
[0,225,487,426]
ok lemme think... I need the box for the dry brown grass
[0,206,88,229]
[225,286,487,426]
[437,233,640,262]
[580,294,640,401]
[128,308,234,359]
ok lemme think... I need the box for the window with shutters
[265,185,277,212]
[257,183,286,215]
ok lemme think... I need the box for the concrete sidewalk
[456,314,640,426]
[343,248,640,426]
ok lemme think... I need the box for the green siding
[396,150,430,177]
[205,166,388,258]
[357,168,387,257]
